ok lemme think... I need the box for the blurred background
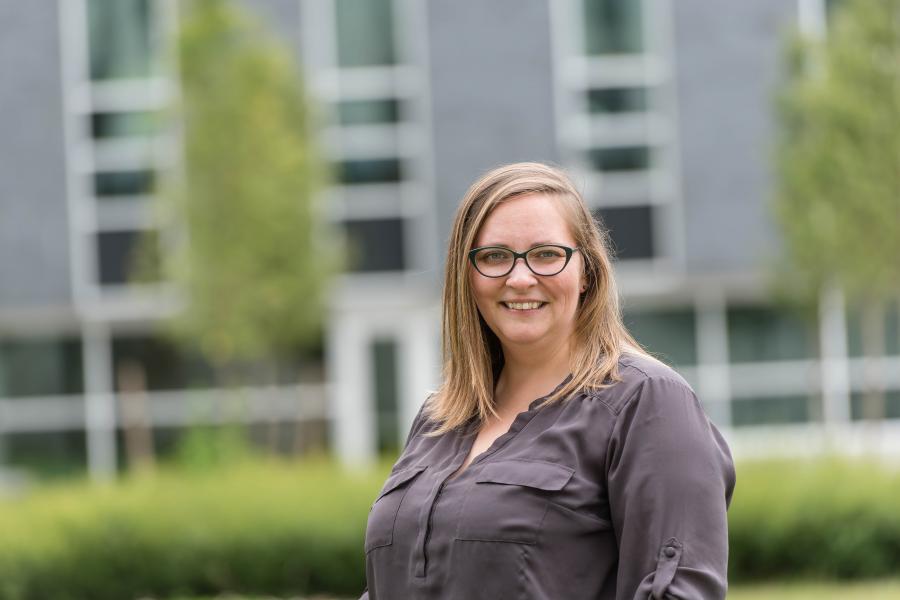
[1,0,898,598]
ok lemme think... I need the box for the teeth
[505,301,543,310]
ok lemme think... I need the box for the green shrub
[728,457,900,581]
[0,458,389,600]
[2,455,900,599]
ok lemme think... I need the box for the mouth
[500,301,547,312]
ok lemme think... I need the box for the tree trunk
[117,360,156,472]
[860,296,887,421]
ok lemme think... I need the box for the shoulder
[588,351,696,416]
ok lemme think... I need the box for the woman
[360,162,735,599]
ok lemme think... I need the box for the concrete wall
[0,2,72,308]
[672,0,796,275]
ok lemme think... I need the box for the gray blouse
[360,353,736,599]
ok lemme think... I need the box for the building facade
[1,0,898,480]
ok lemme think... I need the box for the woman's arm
[606,376,736,599]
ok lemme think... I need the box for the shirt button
[664,547,677,558]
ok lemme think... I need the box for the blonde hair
[424,162,651,435]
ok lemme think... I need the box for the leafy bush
[728,457,900,581]
[0,458,388,600]
[2,456,900,599]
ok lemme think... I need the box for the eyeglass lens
[472,245,569,276]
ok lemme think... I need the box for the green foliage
[729,457,900,581]
[151,0,338,367]
[0,459,388,600]
[171,422,256,471]
[3,457,900,599]
[774,0,900,305]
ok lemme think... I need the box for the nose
[505,257,537,289]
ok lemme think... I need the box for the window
[344,218,405,272]
[731,395,810,426]
[846,301,900,358]
[583,0,644,55]
[112,335,216,392]
[372,338,400,453]
[624,309,697,366]
[87,0,161,80]
[91,111,159,138]
[587,147,651,172]
[851,391,900,421]
[335,0,396,67]
[336,99,402,125]
[94,169,156,198]
[96,230,161,285]
[337,158,403,185]
[587,87,649,114]
[727,307,815,363]
[3,432,88,479]
[0,337,83,398]
[594,206,654,260]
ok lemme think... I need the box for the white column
[83,321,117,480]
[327,311,376,467]
[694,289,732,428]
[399,304,440,446]
[819,283,851,428]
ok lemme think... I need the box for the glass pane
[0,337,83,397]
[344,218,405,272]
[587,146,651,172]
[4,432,88,480]
[731,395,810,426]
[337,158,402,184]
[335,0,396,67]
[94,170,156,197]
[851,390,900,420]
[96,230,161,285]
[372,338,400,453]
[336,99,401,125]
[624,309,697,366]
[91,111,159,138]
[846,300,900,358]
[87,0,160,80]
[727,307,815,363]
[593,206,654,260]
[112,335,217,392]
[583,0,644,55]
[587,87,649,113]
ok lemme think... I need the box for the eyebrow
[478,240,564,248]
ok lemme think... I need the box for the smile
[501,301,547,311]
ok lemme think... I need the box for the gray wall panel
[0,2,72,308]
[673,0,795,274]
[427,0,559,266]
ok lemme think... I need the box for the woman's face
[469,193,585,355]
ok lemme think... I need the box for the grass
[164,580,900,600]
[729,580,900,599]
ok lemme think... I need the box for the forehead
[475,193,575,247]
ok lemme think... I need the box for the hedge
[0,458,387,600]
[1,456,899,599]
[728,457,900,581]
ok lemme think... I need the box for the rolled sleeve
[606,376,736,599]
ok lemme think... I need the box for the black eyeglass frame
[467,244,581,278]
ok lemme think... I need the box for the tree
[147,0,337,374]
[775,0,900,419]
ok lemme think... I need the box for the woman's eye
[536,250,562,258]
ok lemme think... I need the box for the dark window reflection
[593,205,654,260]
[344,218,405,272]
[0,337,83,397]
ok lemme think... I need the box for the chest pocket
[456,459,574,544]
[365,465,427,553]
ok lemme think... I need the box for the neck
[495,335,575,405]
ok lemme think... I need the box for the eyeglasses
[468,244,580,278]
